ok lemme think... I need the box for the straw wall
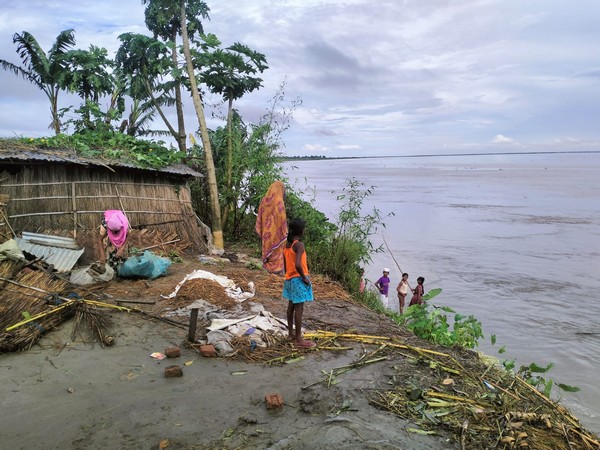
[0,162,209,259]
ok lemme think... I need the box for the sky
[1,0,599,157]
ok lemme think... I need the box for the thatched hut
[0,146,209,263]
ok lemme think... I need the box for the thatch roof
[0,146,201,177]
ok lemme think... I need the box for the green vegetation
[400,293,484,349]
[10,133,183,169]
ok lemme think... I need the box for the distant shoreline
[280,149,600,161]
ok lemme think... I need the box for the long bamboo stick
[5,303,73,331]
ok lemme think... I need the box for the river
[283,152,600,432]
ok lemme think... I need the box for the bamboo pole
[6,303,72,331]
[9,196,191,203]
[3,181,190,188]
[72,182,77,238]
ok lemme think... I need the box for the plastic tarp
[0,239,25,262]
[118,251,172,280]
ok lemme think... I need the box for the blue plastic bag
[118,251,172,280]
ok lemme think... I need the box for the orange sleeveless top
[283,240,309,280]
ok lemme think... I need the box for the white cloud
[493,134,516,144]
[1,0,600,155]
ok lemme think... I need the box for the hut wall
[0,162,208,260]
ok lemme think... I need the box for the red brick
[165,346,181,358]
[265,393,284,409]
[200,344,217,357]
[164,365,183,378]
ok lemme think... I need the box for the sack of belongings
[118,250,172,280]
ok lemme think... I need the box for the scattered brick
[200,344,217,357]
[265,393,284,409]
[165,346,181,358]
[164,365,183,378]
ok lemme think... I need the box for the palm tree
[201,42,268,224]
[115,32,179,140]
[64,45,114,103]
[0,29,75,135]
[142,0,209,153]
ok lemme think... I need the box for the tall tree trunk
[221,95,234,226]
[179,0,224,251]
[144,79,178,139]
[171,29,187,153]
[226,96,234,191]
[50,87,60,135]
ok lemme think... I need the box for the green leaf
[543,379,553,397]
[422,288,442,301]
[491,334,496,345]
[498,346,506,354]
[529,362,554,373]
[557,383,581,393]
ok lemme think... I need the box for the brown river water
[284,152,600,432]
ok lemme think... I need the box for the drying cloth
[254,181,288,274]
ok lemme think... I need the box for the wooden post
[188,308,199,342]
[71,182,77,238]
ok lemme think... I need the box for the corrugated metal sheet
[0,148,201,177]
[15,232,84,272]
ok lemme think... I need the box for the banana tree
[0,29,75,134]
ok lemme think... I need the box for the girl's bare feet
[294,339,316,348]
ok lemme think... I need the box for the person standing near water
[283,217,316,348]
[396,273,409,314]
[255,181,288,274]
[375,268,391,309]
[409,276,425,306]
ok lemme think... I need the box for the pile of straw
[252,273,351,301]
[299,331,599,450]
[0,261,115,351]
[0,261,72,351]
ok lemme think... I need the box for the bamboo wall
[0,162,209,261]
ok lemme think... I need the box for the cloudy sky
[1,0,599,156]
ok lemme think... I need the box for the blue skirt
[283,276,314,304]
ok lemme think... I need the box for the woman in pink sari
[255,181,288,274]
[98,210,130,270]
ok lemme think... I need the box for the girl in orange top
[283,217,315,348]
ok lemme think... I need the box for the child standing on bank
[375,268,391,309]
[396,273,409,314]
[283,218,316,348]
[409,276,425,306]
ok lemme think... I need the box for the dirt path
[0,307,455,449]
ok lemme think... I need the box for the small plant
[400,289,484,349]
[166,251,183,263]
[306,178,392,293]
[517,362,580,397]
[245,260,262,270]
[490,335,580,397]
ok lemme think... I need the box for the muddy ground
[4,253,598,449]
[0,254,463,449]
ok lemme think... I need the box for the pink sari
[104,210,129,248]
